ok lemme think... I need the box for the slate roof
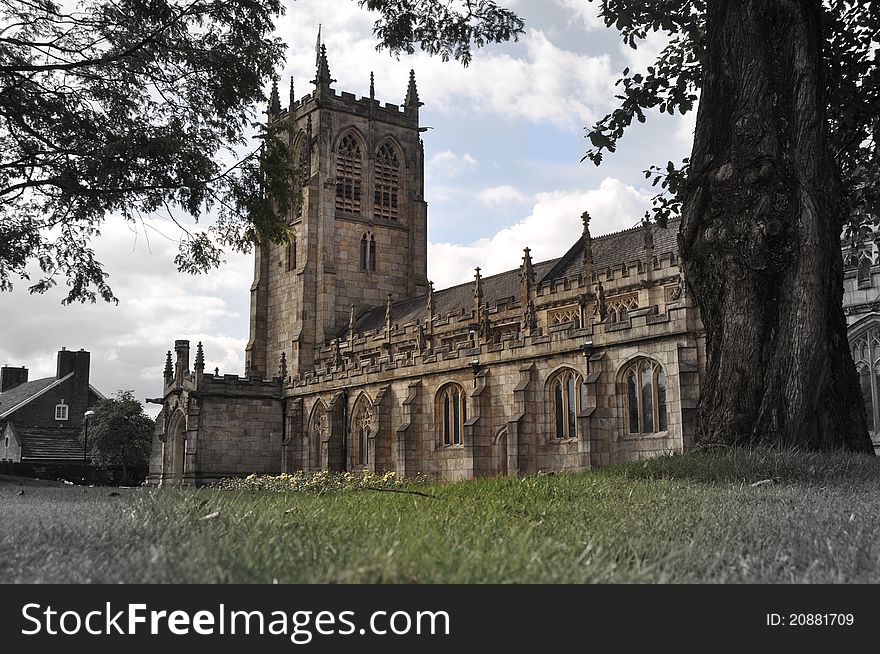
[540,219,680,282]
[16,426,83,462]
[0,376,59,418]
[346,220,681,339]
[351,259,559,335]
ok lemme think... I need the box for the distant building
[0,349,104,473]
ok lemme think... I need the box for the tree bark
[680,0,873,452]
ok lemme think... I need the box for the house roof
[0,374,72,419]
[15,426,84,462]
[345,220,681,338]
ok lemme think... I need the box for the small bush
[211,469,429,494]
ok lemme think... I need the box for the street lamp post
[83,409,95,484]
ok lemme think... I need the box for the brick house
[0,349,104,472]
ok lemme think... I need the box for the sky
[0,0,694,417]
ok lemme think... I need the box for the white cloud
[675,103,698,145]
[428,177,651,288]
[275,1,617,129]
[476,185,530,208]
[555,0,608,31]
[428,150,480,178]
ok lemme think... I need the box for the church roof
[541,219,679,282]
[345,220,680,339]
[350,259,559,336]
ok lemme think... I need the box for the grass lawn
[2,448,880,583]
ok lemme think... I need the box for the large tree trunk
[680,0,872,452]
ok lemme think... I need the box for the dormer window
[55,400,69,421]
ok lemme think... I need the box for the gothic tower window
[335,133,363,213]
[360,232,376,271]
[622,359,667,434]
[438,383,467,446]
[293,134,309,220]
[297,137,310,183]
[374,141,400,220]
[352,396,373,466]
[549,369,582,439]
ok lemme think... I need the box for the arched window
[622,359,667,434]
[608,294,638,324]
[549,369,582,439]
[852,332,879,433]
[55,400,68,421]
[352,396,373,466]
[335,133,362,213]
[308,402,326,470]
[374,141,400,220]
[360,232,376,271]
[438,384,467,446]
[293,134,309,220]
[297,137,310,183]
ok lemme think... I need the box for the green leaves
[586,0,879,229]
[84,390,155,470]
[360,0,525,66]
[0,0,289,303]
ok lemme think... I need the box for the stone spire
[404,69,422,116]
[268,78,281,119]
[278,351,288,380]
[642,213,654,280]
[385,293,394,336]
[473,267,484,321]
[522,299,537,336]
[194,341,205,372]
[582,211,594,285]
[288,76,296,112]
[417,322,427,352]
[314,43,335,89]
[426,281,435,325]
[595,280,608,321]
[163,350,173,385]
[369,71,375,101]
[520,247,534,301]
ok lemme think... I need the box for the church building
[147,46,710,485]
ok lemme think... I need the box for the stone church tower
[246,45,429,379]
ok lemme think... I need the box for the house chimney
[1,366,28,392]
[56,349,91,423]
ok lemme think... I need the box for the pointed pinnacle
[315,43,335,86]
[194,341,205,371]
[269,78,281,117]
[405,69,422,108]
